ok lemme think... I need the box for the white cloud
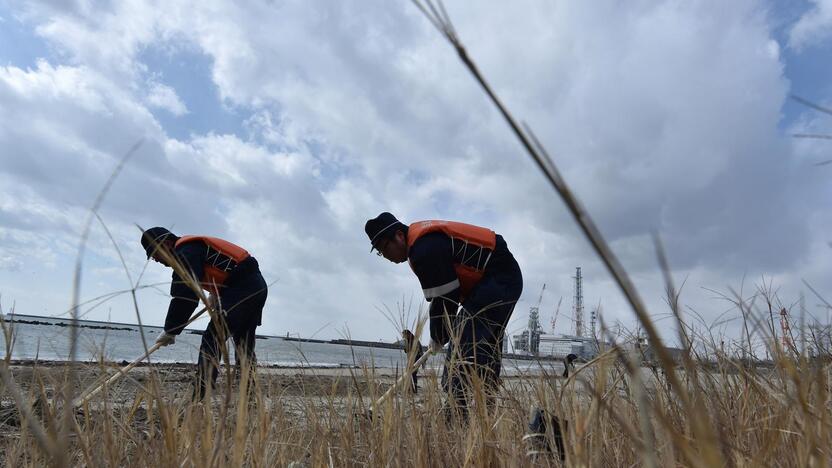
[145,81,187,116]
[0,0,828,345]
[0,254,22,272]
[789,0,832,49]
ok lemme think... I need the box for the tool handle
[73,306,209,407]
[373,348,434,409]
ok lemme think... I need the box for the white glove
[429,340,444,354]
[155,331,176,347]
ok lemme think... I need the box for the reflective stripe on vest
[407,220,497,301]
[175,235,250,291]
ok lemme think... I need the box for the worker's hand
[155,331,176,347]
[429,340,444,354]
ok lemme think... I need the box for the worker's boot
[523,407,566,463]
[191,375,216,402]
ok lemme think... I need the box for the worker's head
[140,227,179,267]
[566,353,578,365]
[365,212,408,263]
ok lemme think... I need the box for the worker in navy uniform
[141,227,268,400]
[365,213,523,418]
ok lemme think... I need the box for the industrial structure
[780,307,792,349]
[512,267,599,359]
[574,267,583,337]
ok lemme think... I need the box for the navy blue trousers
[442,259,523,415]
[195,272,267,399]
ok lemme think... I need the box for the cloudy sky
[1,0,830,346]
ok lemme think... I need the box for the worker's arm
[409,233,460,346]
[163,242,206,335]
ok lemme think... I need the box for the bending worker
[141,227,268,399]
[365,213,523,417]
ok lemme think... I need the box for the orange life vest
[407,220,497,300]
[175,236,250,292]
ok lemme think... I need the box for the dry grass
[1,318,831,467]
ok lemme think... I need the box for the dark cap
[140,227,177,258]
[364,212,405,252]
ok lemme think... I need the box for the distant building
[511,331,602,360]
[538,334,598,359]
[624,336,685,365]
[513,330,530,353]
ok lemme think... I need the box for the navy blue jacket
[408,231,516,344]
[164,242,262,334]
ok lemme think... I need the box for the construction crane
[551,297,562,334]
[536,283,546,310]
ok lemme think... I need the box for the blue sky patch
[0,8,54,68]
[138,43,246,141]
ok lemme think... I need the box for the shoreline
[5,359,360,370]
[3,358,565,379]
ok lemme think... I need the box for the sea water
[0,314,564,374]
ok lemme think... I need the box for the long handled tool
[372,348,434,411]
[72,306,209,407]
